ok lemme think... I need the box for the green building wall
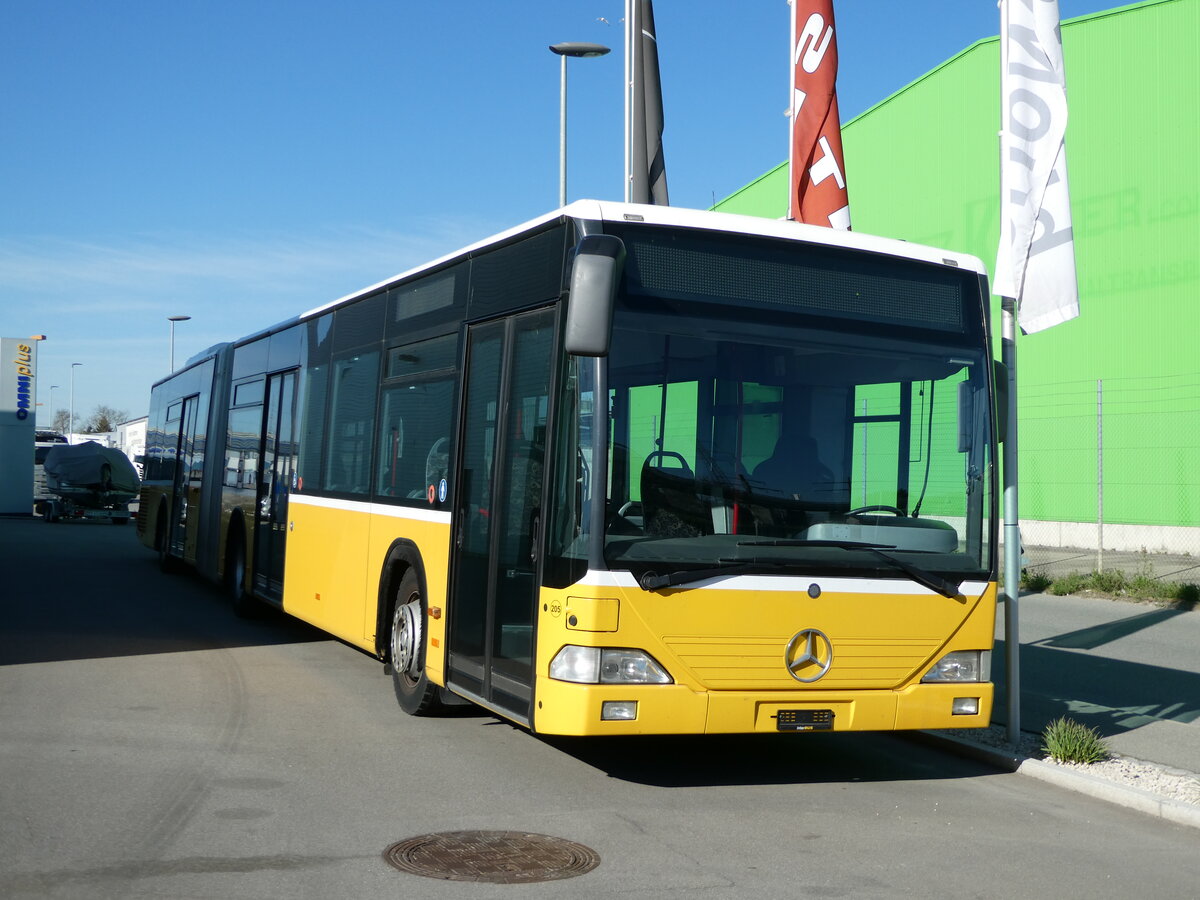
[716,0,1199,547]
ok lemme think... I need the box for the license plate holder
[776,709,834,732]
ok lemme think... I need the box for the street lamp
[69,363,82,442]
[549,42,610,208]
[168,315,191,371]
[49,385,60,427]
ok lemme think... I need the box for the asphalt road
[992,589,1200,772]
[2,516,1198,899]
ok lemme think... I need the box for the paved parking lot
[3,515,1199,899]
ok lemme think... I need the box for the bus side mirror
[564,235,625,357]
[993,359,1009,444]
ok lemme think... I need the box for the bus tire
[225,524,256,618]
[389,568,442,716]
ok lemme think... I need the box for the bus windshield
[548,227,994,587]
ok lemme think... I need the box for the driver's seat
[751,435,833,501]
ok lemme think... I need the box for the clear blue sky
[1,0,1113,426]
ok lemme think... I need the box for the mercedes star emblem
[784,628,833,683]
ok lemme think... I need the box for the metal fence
[1014,371,1200,585]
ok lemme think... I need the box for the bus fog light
[922,651,988,683]
[602,701,638,721]
[952,697,980,716]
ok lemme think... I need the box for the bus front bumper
[532,679,994,736]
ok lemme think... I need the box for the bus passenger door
[447,309,555,722]
[253,369,297,603]
[166,395,199,559]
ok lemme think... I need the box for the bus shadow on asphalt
[1,545,325,667]
[1035,605,1196,650]
[993,637,1200,736]
[541,731,997,788]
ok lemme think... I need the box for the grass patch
[1019,565,1199,608]
[1021,569,1052,592]
[1041,717,1110,764]
[1048,571,1087,596]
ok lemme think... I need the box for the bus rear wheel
[390,569,442,716]
[156,505,180,573]
[225,530,256,618]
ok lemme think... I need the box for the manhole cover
[383,830,600,884]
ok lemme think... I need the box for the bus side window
[375,334,458,506]
[325,352,380,496]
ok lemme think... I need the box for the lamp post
[69,363,82,442]
[549,42,610,208]
[168,315,191,371]
[49,385,60,427]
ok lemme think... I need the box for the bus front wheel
[390,568,442,716]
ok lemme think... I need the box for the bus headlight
[550,646,673,685]
[922,650,990,683]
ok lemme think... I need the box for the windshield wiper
[639,560,788,591]
[736,539,965,600]
[640,542,966,598]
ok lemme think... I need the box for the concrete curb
[912,731,1200,831]
[1017,758,1200,829]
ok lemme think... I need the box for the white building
[115,416,148,474]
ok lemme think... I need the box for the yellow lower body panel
[892,681,994,730]
[533,677,992,736]
[534,678,710,735]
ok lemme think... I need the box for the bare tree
[82,405,129,434]
[51,409,71,433]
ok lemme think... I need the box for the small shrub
[1089,569,1128,594]
[1041,717,1110,764]
[1022,569,1052,592]
[1049,572,1086,596]
[1128,573,1173,600]
[1174,583,1199,608]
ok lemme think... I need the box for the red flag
[788,0,850,229]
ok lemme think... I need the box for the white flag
[995,0,1079,334]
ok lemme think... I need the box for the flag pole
[787,0,796,221]
[623,0,635,202]
[629,1,648,203]
[998,0,1022,747]
[624,1,643,202]
[1002,298,1021,746]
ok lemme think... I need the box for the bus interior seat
[640,457,712,538]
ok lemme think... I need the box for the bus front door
[448,309,555,723]
[253,370,297,603]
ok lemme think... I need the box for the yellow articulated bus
[138,201,1001,736]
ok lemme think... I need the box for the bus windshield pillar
[587,355,608,572]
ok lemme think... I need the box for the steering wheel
[847,505,905,517]
[644,450,693,476]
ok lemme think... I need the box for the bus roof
[299,201,989,322]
